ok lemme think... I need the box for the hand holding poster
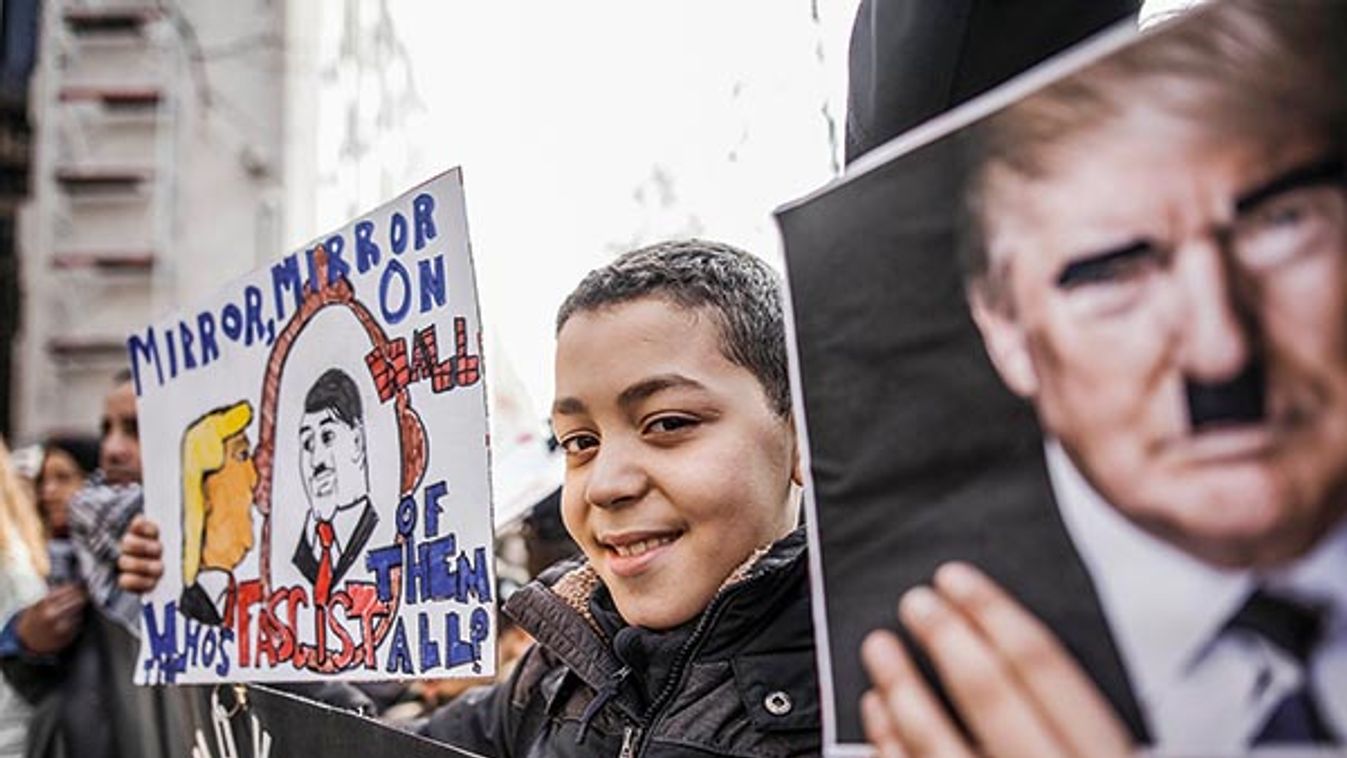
[130,169,496,684]
[780,1,1347,754]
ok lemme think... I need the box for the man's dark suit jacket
[292,499,379,589]
[844,0,1140,164]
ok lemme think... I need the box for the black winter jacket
[420,529,819,757]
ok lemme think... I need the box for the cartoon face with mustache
[298,369,369,523]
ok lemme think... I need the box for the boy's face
[552,297,799,630]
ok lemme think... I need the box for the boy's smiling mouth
[598,529,684,577]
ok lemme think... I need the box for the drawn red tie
[315,520,336,605]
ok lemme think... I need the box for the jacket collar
[503,527,809,699]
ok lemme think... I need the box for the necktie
[315,520,336,604]
[1226,589,1336,745]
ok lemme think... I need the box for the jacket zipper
[618,725,641,758]
[630,579,749,756]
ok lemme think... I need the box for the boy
[121,240,819,756]
[420,239,815,755]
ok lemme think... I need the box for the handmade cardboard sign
[130,170,495,684]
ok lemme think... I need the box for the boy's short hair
[556,239,791,418]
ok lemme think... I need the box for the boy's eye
[558,433,599,455]
[644,415,698,435]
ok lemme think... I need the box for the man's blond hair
[181,401,252,584]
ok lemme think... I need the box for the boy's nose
[1174,239,1257,383]
[583,443,648,510]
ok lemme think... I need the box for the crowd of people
[0,370,580,756]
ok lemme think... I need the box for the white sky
[298,1,860,425]
[299,2,1185,427]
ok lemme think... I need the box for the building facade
[13,0,285,439]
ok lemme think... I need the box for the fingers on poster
[131,170,495,684]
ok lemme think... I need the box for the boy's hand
[117,514,164,594]
[860,562,1133,758]
[16,584,88,655]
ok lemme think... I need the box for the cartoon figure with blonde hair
[179,401,257,625]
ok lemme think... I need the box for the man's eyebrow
[1236,155,1345,213]
[1055,240,1154,287]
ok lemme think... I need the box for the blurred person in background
[67,370,143,629]
[35,436,99,543]
[5,446,41,516]
[1,370,152,758]
[0,437,52,758]
[844,0,1138,165]
[520,487,580,578]
[36,436,99,595]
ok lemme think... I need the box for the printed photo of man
[955,1,1347,749]
[293,367,379,604]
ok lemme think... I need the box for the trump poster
[129,169,497,684]
[779,2,1347,755]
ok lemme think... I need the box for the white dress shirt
[1045,441,1347,753]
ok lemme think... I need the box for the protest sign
[130,169,496,684]
[779,2,1347,754]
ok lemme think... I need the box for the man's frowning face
[971,114,1347,568]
